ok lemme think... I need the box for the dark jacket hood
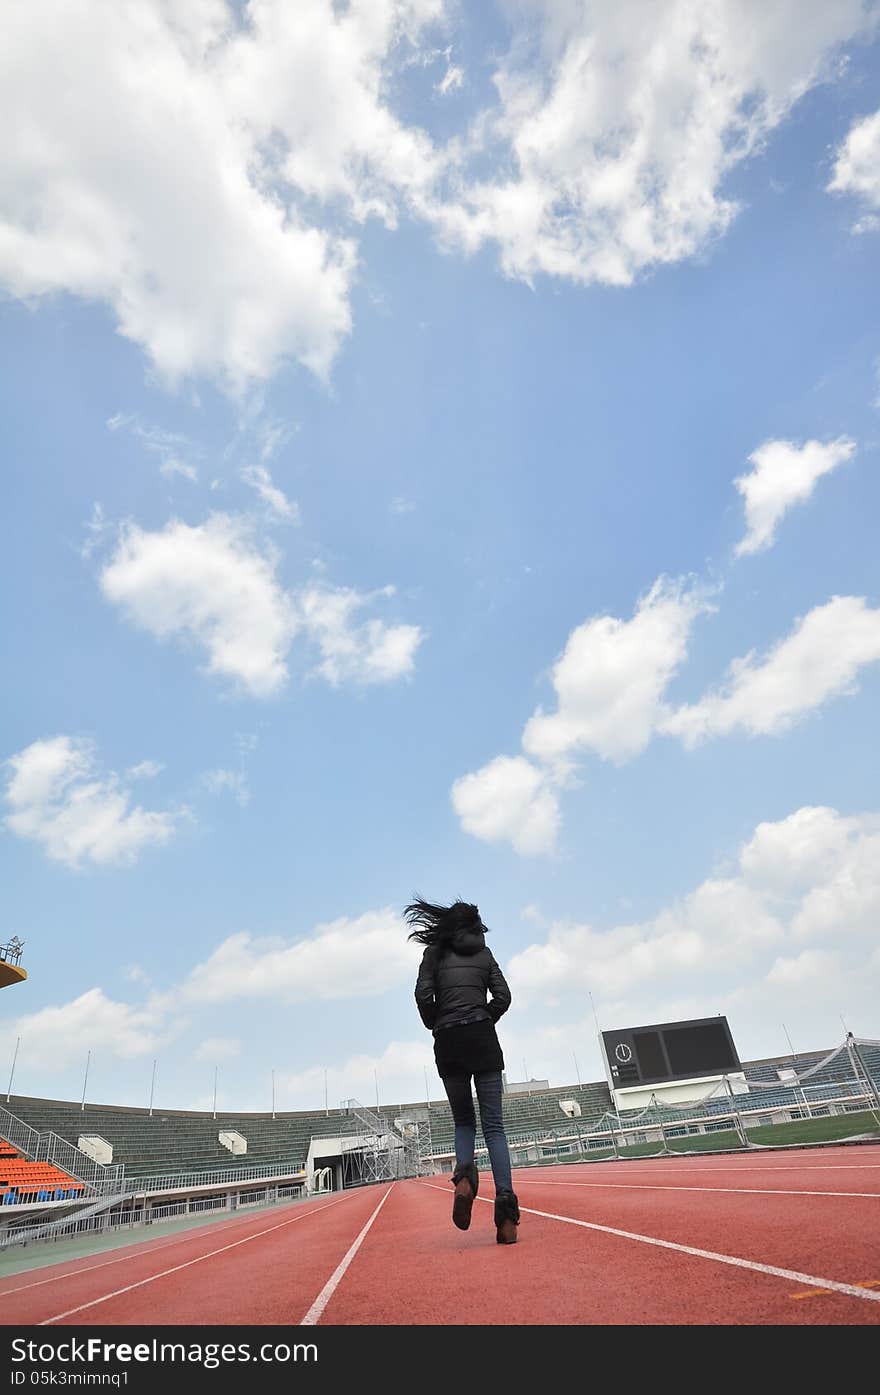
[451,926,486,956]
[414,928,511,1033]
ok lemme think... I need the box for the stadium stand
[0,1034,872,1258]
[741,1050,832,1082]
[0,1136,85,1205]
[396,1081,614,1159]
[4,1040,878,1189]
[6,1096,399,1181]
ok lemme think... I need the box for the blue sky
[2,1,880,1112]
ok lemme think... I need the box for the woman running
[405,897,520,1244]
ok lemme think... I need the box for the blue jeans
[442,1070,513,1194]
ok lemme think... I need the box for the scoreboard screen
[602,1016,740,1090]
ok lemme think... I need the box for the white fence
[0,1181,307,1249]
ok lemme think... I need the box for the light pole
[6,1036,20,1102]
[782,1023,812,1118]
[80,1050,91,1111]
[588,990,601,1035]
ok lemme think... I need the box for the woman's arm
[414,947,437,1029]
[487,953,512,1022]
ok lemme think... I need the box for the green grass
[618,1140,697,1158]
[744,1110,880,1147]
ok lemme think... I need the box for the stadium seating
[0,1135,86,1204]
[5,1090,614,1181]
[5,1041,876,1186]
[6,1097,383,1181]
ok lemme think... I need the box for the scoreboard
[601,1016,740,1091]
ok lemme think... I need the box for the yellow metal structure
[0,961,27,989]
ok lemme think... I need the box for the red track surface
[1,1145,878,1326]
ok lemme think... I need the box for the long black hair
[403,897,486,953]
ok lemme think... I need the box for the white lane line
[421,1184,880,1305]
[516,1179,879,1199]
[0,1198,327,1297]
[39,1193,353,1325]
[300,1185,393,1327]
[532,1161,880,1174]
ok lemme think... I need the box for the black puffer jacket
[414,926,511,1032]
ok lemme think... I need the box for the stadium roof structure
[0,939,27,990]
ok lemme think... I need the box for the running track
[1,1145,878,1326]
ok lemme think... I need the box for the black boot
[451,1162,479,1230]
[494,1189,520,1244]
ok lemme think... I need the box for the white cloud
[241,464,299,522]
[450,755,560,856]
[99,513,424,694]
[2,2,870,394]
[181,909,414,1004]
[661,596,880,746]
[451,577,708,854]
[100,514,298,697]
[523,578,710,765]
[194,1036,240,1062]
[298,584,424,685]
[201,767,250,807]
[81,503,111,561]
[733,437,855,556]
[0,0,447,390]
[160,457,199,483]
[828,107,880,232]
[739,805,873,895]
[256,420,292,464]
[509,880,781,1003]
[107,414,200,481]
[0,988,164,1068]
[507,804,879,1027]
[3,736,179,869]
[279,1038,434,1112]
[437,63,463,96]
[228,0,445,226]
[127,760,163,780]
[431,1,871,287]
[766,949,840,986]
[792,823,880,942]
[452,578,880,856]
[4,801,876,1102]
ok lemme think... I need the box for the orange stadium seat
[0,1135,85,1203]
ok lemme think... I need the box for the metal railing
[0,1182,309,1250]
[35,1133,124,1189]
[120,1160,307,1197]
[425,1075,880,1163]
[0,1103,124,1191]
[0,1105,41,1161]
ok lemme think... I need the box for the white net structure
[496,1034,880,1167]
